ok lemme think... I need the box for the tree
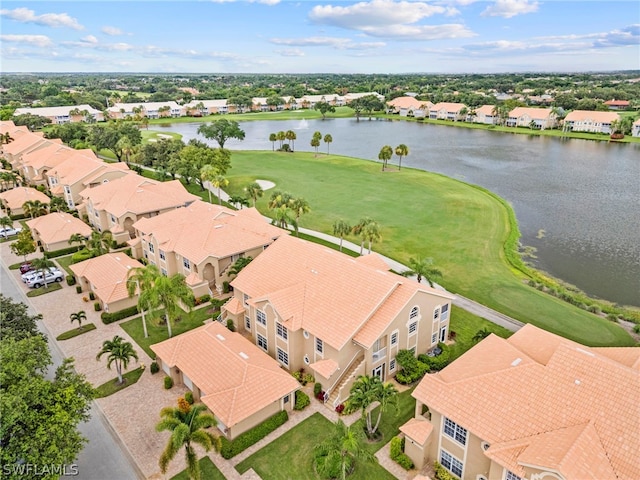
[268,190,293,210]
[378,145,393,171]
[68,232,86,247]
[401,256,442,287]
[314,101,335,120]
[48,196,69,213]
[285,130,297,151]
[347,375,398,438]
[126,265,162,339]
[86,230,113,256]
[30,257,56,289]
[360,95,385,120]
[227,95,253,114]
[271,205,296,231]
[144,273,194,338]
[328,218,352,253]
[351,217,373,255]
[363,220,381,253]
[227,256,253,278]
[269,133,277,151]
[394,144,409,170]
[244,182,264,207]
[96,335,139,385]
[0,294,43,341]
[0,215,13,230]
[10,229,36,261]
[22,199,49,218]
[311,131,322,155]
[156,398,220,480]
[472,328,492,342]
[211,175,229,205]
[289,197,310,236]
[228,195,249,209]
[197,119,245,148]
[200,164,218,204]
[1,131,15,144]
[349,98,366,121]
[89,121,142,162]
[324,133,333,154]
[69,310,87,331]
[314,420,376,480]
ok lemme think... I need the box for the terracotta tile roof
[222,297,245,316]
[185,271,206,287]
[413,324,640,480]
[474,104,497,116]
[564,110,620,123]
[508,107,554,120]
[79,173,197,217]
[604,100,630,106]
[0,187,50,210]
[386,96,432,110]
[47,150,104,183]
[232,235,453,350]
[150,322,299,429]
[2,132,48,156]
[400,417,433,445]
[310,358,339,379]
[133,200,285,264]
[353,252,390,271]
[591,347,640,370]
[69,253,144,304]
[25,212,92,245]
[21,143,76,172]
[430,102,466,113]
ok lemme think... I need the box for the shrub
[395,349,429,384]
[418,344,450,372]
[94,301,102,311]
[150,362,159,374]
[75,285,82,294]
[292,371,302,382]
[89,292,95,301]
[634,324,640,334]
[314,382,323,397]
[222,281,230,294]
[44,245,81,259]
[185,391,194,404]
[390,436,414,470]
[335,403,345,414]
[294,391,310,410]
[434,461,459,480]
[527,279,537,287]
[607,313,619,322]
[71,248,95,263]
[226,319,236,332]
[220,411,288,459]
[195,294,211,305]
[303,373,315,384]
[101,305,139,324]
[164,376,173,389]
[66,275,76,286]
[316,390,326,401]
[588,305,601,314]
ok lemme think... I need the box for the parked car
[26,269,64,288]
[22,267,60,283]
[19,262,33,274]
[0,226,22,238]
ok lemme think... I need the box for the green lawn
[26,282,63,297]
[447,306,513,361]
[54,254,76,276]
[94,366,145,398]
[56,323,97,340]
[170,457,226,480]
[120,305,216,358]
[223,150,633,347]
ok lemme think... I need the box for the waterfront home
[403,323,640,479]
[222,234,455,408]
[128,200,285,299]
[185,99,229,116]
[429,103,467,121]
[563,110,620,134]
[107,101,184,119]
[0,186,50,216]
[26,211,92,253]
[506,107,557,130]
[387,97,433,118]
[70,252,145,313]
[344,92,385,104]
[151,321,300,440]
[20,142,75,186]
[470,105,499,125]
[78,173,198,244]
[299,94,342,109]
[13,105,104,124]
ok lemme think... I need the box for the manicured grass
[296,231,359,258]
[140,129,182,142]
[56,323,97,340]
[120,305,216,358]
[447,306,513,360]
[26,282,63,297]
[94,366,144,398]
[170,457,226,480]
[235,412,396,480]
[8,261,22,270]
[223,150,634,347]
[54,254,76,276]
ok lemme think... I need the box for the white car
[0,226,22,238]
[26,269,64,288]
[22,267,60,283]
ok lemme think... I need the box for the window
[94,210,99,218]
[432,332,438,344]
[434,307,440,321]
[256,310,266,326]
[304,355,310,365]
[284,395,290,404]
[408,321,417,335]
[277,348,289,366]
[245,316,251,330]
[390,358,396,371]
[257,334,267,351]
[441,303,449,321]
[183,257,190,269]
[148,243,154,253]
[390,331,398,346]
[505,472,523,480]
[316,338,323,354]
[440,450,463,478]
[159,250,166,261]
[243,293,249,306]
[64,185,71,194]
[161,268,167,276]
[443,417,467,445]
[410,306,420,320]
[110,214,116,224]
[276,322,288,340]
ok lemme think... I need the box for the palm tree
[126,264,162,339]
[0,216,13,230]
[96,335,139,385]
[324,134,333,154]
[144,273,194,338]
[228,195,249,209]
[68,232,86,248]
[227,256,253,278]
[69,310,87,331]
[1,132,15,145]
[394,144,409,170]
[352,217,372,255]
[285,130,296,151]
[363,220,381,254]
[378,145,393,171]
[267,190,292,210]
[30,257,55,289]
[289,197,310,236]
[269,133,277,151]
[271,205,296,231]
[49,196,68,213]
[401,256,442,287]
[244,182,263,207]
[276,131,286,149]
[314,420,376,480]
[87,230,113,255]
[211,175,229,205]
[332,219,351,252]
[200,164,218,204]
[156,399,220,480]
[22,199,49,218]
[472,328,492,342]
[348,375,398,438]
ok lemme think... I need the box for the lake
[155,118,640,307]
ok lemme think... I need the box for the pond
[154,118,640,307]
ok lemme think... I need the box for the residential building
[184,99,228,116]
[0,186,50,216]
[107,101,184,119]
[151,321,300,440]
[26,211,92,252]
[344,92,385,104]
[222,235,455,409]
[69,252,145,313]
[13,105,104,124]
[632,118,640,137]
[20,142,74,186]
[506,107,557,129]
[78,173,198,243]
[128,200,285,298]
[0,121,31,157]
[429,103,467,121]
[470,105,499,125]
[1,131,49,170]
[387,97,433,118]
[603,99,630,110]
[403,323,640,480]
[563,110,620,134]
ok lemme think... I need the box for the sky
[0,1,638,74]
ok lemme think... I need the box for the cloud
[0,34,53,47]
[0,7,83,30]
[481,0,539,19]
[210,0,280,4]
[101,26,125,36]
[275,49,305,57]
[81,35,98,44]
[270,36,386,50]
[592,24,639,48]
[61,39,134,52]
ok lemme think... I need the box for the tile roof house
[603,99,630,110]
[2,131,50,169]
[470,105,499,125]
[151,321,300,440]
[78,173,199,243]
[224,235,455,408]
[403,323,640,479]
[0,121,35,158]
[107,101,184,120]
[0,186,50,215]
[506,107,557,130]
[563,110,620,134]
[26,211,92,253]
[429,103,468,121]
[184,99,229,116]
[13,105,104,124]
[20,142,75,186]
[129,200,286,299]
[69,252,145,313]
[387,97,434,118]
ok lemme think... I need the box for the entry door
[372,363,385,382]
[440,326,447,342]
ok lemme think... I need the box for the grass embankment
[223,150,634,347]
[26,282,63,297]
[94,366,144,398]
[170,457,226,480]
[56,323,97,340]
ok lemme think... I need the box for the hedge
[418,343,451,372]
[44,245,81,259]
[220,410,288,459]
[390,436,414,470]
[434,461,460,480]
[101,305,139,324]
[294,390,310,410]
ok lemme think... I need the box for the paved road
[0,263,142,480]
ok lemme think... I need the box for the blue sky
[1,1,638,73]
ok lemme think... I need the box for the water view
[156,118,640,307]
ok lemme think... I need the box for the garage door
[162,362,171,375]
[183,373,193,391]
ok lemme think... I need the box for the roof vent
[216,334,225,341]
[214,225,223,229]
[239,352,249,359]
[510,358,522,367]
[311,269,318,274]
[575,379,581,385]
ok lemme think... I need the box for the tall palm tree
[285,130,296,151]
[87,230,113,255]
[276,131,286,149]
[49,196,68,213]
[126,264,162,339]
[96,335,139,385]
[227,256,253,279]
[332,219,351,252]
[269,133,277,151]
[244,182,263,207]
[199,164,218,204]
[211,175,229,206]
[363,220,381,254]
[314,420,376,480]
[68,232,86,248]
[378,145,393,171]
[144,273,194,338]
[1,132,15,145]
[351,217,372,255]
[271,205,296,231]
[324,133,333,154]
[267,190,292,210]
[22,199,49,218]
[156,399,220,480]
[0,216,13,230]
[472,328,492,342]
[394,144,409,170]
[69,310,87,331]
[30,257,55,289]
[348,375,398,438]
[289,197,310,236]
[401,256,442,287]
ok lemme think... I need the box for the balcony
[372,347,387,363]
